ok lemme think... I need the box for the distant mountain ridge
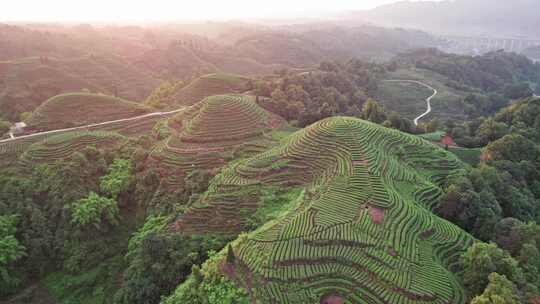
[349,0,540,38]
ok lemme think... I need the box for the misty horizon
[1,0,439,23]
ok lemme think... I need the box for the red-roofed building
[441,134,455,149]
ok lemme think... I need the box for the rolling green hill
[145,73,252,109]
[396,49,540,94]
[169,73,251,108]
[170,94,284,147]
[171,117,473,303]
[376,50,540,124]
[132,45,218,79]
[0,55,158,121]
[19,131,128,166]
[151,94,287,192]
[376,68,472,122]
[0,114,166,169]
[26,93,152,131]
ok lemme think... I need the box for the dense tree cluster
[446,96,540,148]
[0,119,11,136]
[471,272,520,304]
[254,60,379,126]
[0,144,141,296]
[434,97,540,302]
[114,215,231,304]
[144,80,187,108]
[253,60,416,133]
[397,48,540,95]
[100,158,134,199]
[438,132,540,238]
[0,130,230,303]
[460,223,540,303]
[461,93,508,119]
[0,215,26,295]
[162,248,249,304]
[68,192,119,229]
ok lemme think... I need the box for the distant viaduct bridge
[440,35,540,54]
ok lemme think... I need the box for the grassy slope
[174,117,473,303]
[26,93,152,131]
[378,68,471,121]
[376,81,434,120]
[448,147,482,166]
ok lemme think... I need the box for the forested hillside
[396,49,540,94]
[0,22,442,123]
[376,49,540,124]
[0,54,158,122]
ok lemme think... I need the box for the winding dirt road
[0,108,185,144]
[383,80,438,126]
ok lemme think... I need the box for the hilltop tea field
[149,94,287,194]
[170,117,473,303]
[26,93,152,131]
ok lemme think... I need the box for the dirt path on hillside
[383,80,438,126]
[0,108,186,144]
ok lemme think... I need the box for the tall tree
[461,242,524,297]
[362,99,387,124]
[0,215,26,295]
[471,273,520,304]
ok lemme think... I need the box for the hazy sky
[0,0,430,22]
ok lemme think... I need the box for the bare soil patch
[320,294,344,304]
[368,205,384,225]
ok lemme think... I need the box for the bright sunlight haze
[2,0,429,22]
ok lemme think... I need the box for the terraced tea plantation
[170,73,251,108]
[170,94,284,148]
[0,114,165,167]
[26,93,152,131]
[19,131,127,166]
[152,94,286,191]
[175,117,473,303]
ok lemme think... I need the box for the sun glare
[2,0,405,22]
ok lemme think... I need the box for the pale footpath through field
[0,108,185,144]
[383,80,438,126]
